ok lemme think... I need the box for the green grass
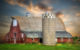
[0,43,80,50]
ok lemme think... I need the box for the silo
[42,12,56,45]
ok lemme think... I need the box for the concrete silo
[42,12,56,45]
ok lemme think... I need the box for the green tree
[72,37,78,44]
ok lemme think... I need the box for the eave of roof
[22,31,72,38]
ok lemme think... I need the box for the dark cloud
[37,3,53,11]
[5,0,53,11]
[56,12,64,18]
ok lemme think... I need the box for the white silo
[42,12,56,45]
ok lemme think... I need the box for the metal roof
[56,31,72,38]
[23,31,42,38]
[22,31,72,38]
[14,16,65,31]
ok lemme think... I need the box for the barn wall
[25,38,40,43]
[57,38,73,43]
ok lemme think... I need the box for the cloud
[5,0,16,5]
[72,0,80,2]
[55,12,69,23]
[5,0,53,16]
[56,12,64,18]
[76,12,80,16]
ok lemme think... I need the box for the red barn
[5,17,72,44]
[5,17,26,44]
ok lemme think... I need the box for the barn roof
[22,31,72,38]
[14,16,65,31]
[56,31,72,38]
[23,31,42,38]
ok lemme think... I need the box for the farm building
[5,12,73,44]
[5,17,26,44]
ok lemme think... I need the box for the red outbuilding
[5,17,26,44]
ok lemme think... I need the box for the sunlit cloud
[5,0,53,17]
[76,12,80,16]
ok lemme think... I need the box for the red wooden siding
[25,38,40,43]
[57,38,62,43]
[57,38,73,43]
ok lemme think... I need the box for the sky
[0,0,80,39]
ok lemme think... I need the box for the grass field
[0,43,80,50]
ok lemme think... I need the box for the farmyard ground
[0,43,80,50]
